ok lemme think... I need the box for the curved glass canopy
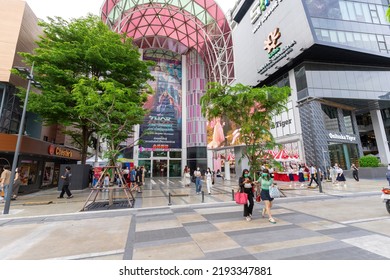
[101,0,234,85]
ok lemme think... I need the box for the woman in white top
[205,167,213,194]
[183,166,191,187]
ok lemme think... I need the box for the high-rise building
[0,0,82,193]
[230,0,390,173]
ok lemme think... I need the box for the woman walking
[258,168,277,224]
[205,167,213,194]
[183,166,191,187]
[238,169,254,221]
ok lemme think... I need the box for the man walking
[0,165,11,202]
[58,166,73,199]
[308,164,319,188]
[351,163,359,182]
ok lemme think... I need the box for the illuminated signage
[329,133,356,142]
[48,145,73,158]
[251,0,285,33]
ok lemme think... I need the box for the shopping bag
[234,191,248,204]
[269,184,281,198]
[255,194,261,202]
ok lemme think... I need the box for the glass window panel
[339,1,350,20]
[322,104,340,132]
[379,41,387,51]
[330,30,338,42]
[321,29,329,38]
[170,151,182,158]
[347,2,356,21]
[169,160,182,177]
[379,6,388,24]
[154,151,168,157]
[294,66,308,92]
[371,10,380,23]
[361,34,369,42]
[377,34,385,42]
[362,3,372,23]
[139,151,151,158]
[338,31,346,43]
[353,33,361,41]
[343,110,355,134]
[354,2,363,17]
[346,32,354,42]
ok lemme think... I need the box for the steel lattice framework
[101,0,234,85]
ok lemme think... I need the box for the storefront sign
[251,0,285,33]
[328,133,356,142]
[48,145,73,158]
[275,119,292,128]
[258,40,296,74]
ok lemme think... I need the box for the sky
[24,0,238,21]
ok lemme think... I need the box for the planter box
[344,167,387,180]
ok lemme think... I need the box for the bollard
[168,192,172,206]
[201,191,204,203]
[232,189,235,201]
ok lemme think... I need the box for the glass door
[152,159,168,177]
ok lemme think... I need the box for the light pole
[3,62,41,214]
[0,84,6,123]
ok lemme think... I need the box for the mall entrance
[138,152,182,178]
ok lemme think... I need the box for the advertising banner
[140,58,182,150]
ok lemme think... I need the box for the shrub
[359,155,380,167]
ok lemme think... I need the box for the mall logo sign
[258,28,296,74]
[251,0,285,33]
[264,28,281,58]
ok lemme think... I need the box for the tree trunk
[80,125,89,164]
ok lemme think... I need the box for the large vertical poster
[42,162,55,186]
[140,58,182,150]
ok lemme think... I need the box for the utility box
[57,164,91,191]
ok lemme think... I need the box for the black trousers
[60,184,72,197]
[243,188,254,217]
[352,171,359,181]
[308,174,318,186]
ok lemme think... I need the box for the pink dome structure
[101,0,234,85]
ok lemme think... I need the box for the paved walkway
[0,176,389,260]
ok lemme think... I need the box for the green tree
[18,15,154,163]
[200,82,290,177]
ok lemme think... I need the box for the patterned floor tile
[342,234,390,259]
[132,241,205,260]
[191,231,240,253]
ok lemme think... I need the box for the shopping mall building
[1,0,390,184]
[229,0,390,174]
[102,0,390,177]
[0,1,82,193]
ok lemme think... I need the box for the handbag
[269,184,281,198]
[255,194,261,202]
[234,190,248,204]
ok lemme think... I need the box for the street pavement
[0,176,389,260]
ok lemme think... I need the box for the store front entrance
[152,159,168,177]
[328,142,359,170]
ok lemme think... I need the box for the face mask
[244,174,249,177]
[262,173,268,177]
[197,168,200,171]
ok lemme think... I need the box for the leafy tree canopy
[18,15,154,163]
[201,82,290,177]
